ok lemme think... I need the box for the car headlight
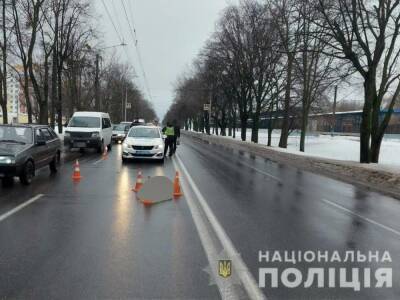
[154,144,164,150]
[0,156,15,164]
[122,142,129,149]
[64,132,70,137]
[92,132,100,138]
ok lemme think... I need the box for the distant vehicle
[122,125,164,162]
[0,124,61,185]
[131,119,146,127]
[120,121,133,127]
[112,123,130,143]
[64,112,112,153]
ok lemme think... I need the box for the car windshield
[113,124,129,131]
[128,127,160,138]
[0,126,32,144]
[68,116,100,128]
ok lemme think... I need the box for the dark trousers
[172,136,178,153]
[164,136,174,156]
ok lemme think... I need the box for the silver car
[112,124,130,143]
[122,126,165,162]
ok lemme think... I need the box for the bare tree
[294,0,338,152]
[12,0,45,123]
[270,0,302,148]
[0,0,10,124]
[318,0,400,163]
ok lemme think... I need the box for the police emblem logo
[218,260,232,278]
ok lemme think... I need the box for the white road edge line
[0,194,44,223]
[321,198,400,237]
[172,158,240,300]
[174,154,266,300]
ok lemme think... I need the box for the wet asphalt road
[0,135,399,299]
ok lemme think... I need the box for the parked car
[64,112,112,153]
[112,123,130,143]
[122,125,164,162]
[0,124,61,185]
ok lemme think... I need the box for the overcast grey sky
[94,0,237,120]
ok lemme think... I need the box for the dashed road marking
[187,139,281,183]
[0,194,44,223]
[322,198,400,237]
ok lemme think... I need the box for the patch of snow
[212,129,400,168]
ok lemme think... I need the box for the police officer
[172,119,180,154]
[163,122,175,157]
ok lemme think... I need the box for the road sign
[204,104,211,111]
[126,102,131,109]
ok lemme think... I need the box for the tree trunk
[1,0,7,124]
[370,134,383,163]
[0,82,7,124]
[299,114,307,152]
[240,116,247,141]
[360,77,374,163]
[57,68,63,133]
[279,53,294,148]
[251,101,261,143]
[232,109,236,139]
[23,72,33,123]
[300,102,310,152]
[51,51,57,128]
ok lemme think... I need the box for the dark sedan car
[0,124,61,185]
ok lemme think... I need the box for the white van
[64,112,113,153]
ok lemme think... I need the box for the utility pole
[94,53,100,111]
[332,85,338,135]
[124,86,127,121]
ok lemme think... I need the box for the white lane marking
[93,158,103,165]
[174,154,266,300]
[0,194,44,223]
[236,159,281,183]
[321,198,400,237]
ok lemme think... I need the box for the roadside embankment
[183,130,400,200]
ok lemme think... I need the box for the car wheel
[19,161,34,185]
[49,152,60,173]
[97,141,104,154]
[2,177,14,187]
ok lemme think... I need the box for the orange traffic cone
[173,171,183,198]
[102,145,108,160]
[72,159,82,181]
[132,169,144,192]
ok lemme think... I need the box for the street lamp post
[86,43,127,111]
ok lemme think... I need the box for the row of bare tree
[0,0,156,132]
[164,0,400,163]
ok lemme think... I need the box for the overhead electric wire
[110,0,139,78]
[120,0,153,102]
[100,0,124,45]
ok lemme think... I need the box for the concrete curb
[183,131,400,200]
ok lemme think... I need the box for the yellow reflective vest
[165,126,175,136]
